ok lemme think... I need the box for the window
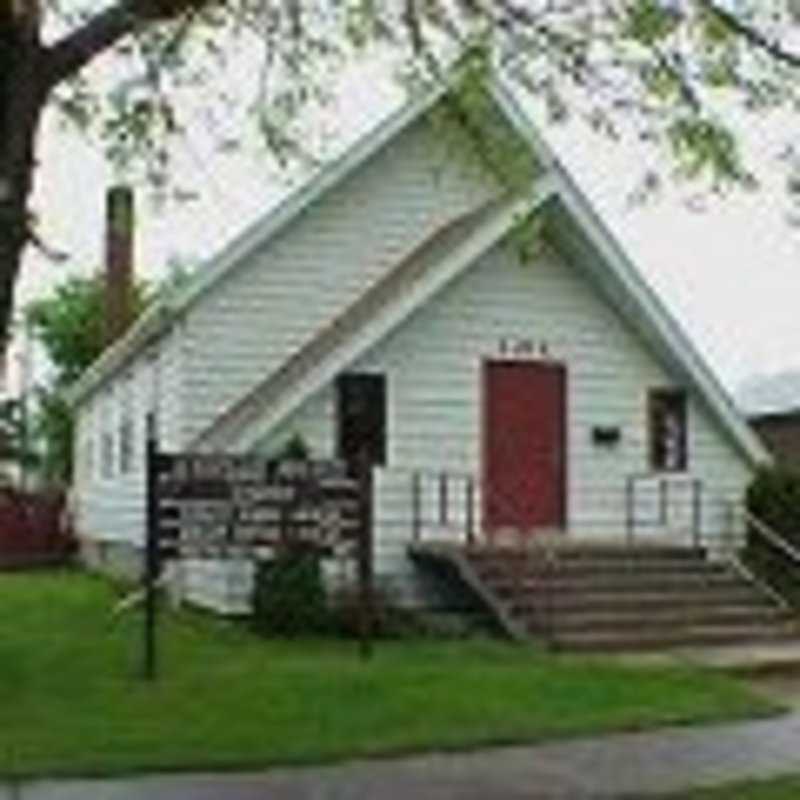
[147,346,161,444]
[100,390,115,480]
[648,388,688,472]
[84,434,94,483]
[118,372,134,474]
[79,410,95,484]
[336,373,387,468]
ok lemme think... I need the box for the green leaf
[667,115,754,188]
[624,0,680,46]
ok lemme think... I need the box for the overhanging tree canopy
[4,0,800,352]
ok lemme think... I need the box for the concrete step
[483,571,745,596]
[472,559,729,581]
[546,544,707,562]
[466,544,706,562]
[509,586,774,614]
[552,622,800,653]
[414,540,799,652]
[526,605,796,634]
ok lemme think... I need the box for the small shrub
[277,433,310,461]
[327,585,420,639]
[327,585,486,640]
[251,547,330,637]
[746,467,800,546]
[745,467,800,607]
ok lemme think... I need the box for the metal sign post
[357,451,374,661]
[143,437,372,677]
[143,412,160,682]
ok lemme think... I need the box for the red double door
[483,361,567,534]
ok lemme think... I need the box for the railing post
[545,543,557,652]
[439,473,448,527]
[660,479,668,526]
[411,472,421,543]
[625,476,635,544]
[143,412,160,682]
[514,527,524,637]
[357,452,374,660]
[692,479,703,550]
[465,477,475,547]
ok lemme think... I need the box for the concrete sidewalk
[6,711,800,800]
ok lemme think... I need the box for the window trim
[118,372,135,475]
[647,387,688,473]
[99,389,115,480]
[336,372,387,468]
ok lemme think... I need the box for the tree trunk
[0,10,46,352]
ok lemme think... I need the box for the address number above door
[498,338,551,358]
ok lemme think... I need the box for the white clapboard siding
[74,361,146,546]
[73,324,186,546]
[180,118,498,443]
[156,322,187,451]
[260,238,752,598]
[72,117,494,552]
[70,92,755,613]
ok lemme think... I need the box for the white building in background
[0,322,34,488]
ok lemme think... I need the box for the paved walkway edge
[8,712,800,799]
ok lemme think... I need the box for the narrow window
[119,372,134,474]
[147,347,161,444]
[648,388,688,472]
[336,373,387,469]
[80,409,94,484]
[84,434,94,483]
[100,390,115,480]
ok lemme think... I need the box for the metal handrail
[625,473,704,547]
[410,470,477,545]
[408,467,560,646]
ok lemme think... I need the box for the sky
[12,59,800,408]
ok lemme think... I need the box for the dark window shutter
[337,374,387,468]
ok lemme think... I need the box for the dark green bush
[250,548,330,637]
[746,467,800,546]
[326,585,425,639]
[745,467,800,608]
[326,585,491,640]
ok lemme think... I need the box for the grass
[0,571,782,779]
[677,776,800,799]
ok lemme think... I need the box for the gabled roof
[194,183,557,451]
[494,80,769,469]
[194,80,769,468]
[192,194,518,450]
[69,73,770,469]
[66,82,451,406]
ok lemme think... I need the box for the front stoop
[410,540,800,652]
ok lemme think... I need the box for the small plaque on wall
[498,338,550,358]
[592,426,621,447]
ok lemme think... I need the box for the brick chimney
[104,185,135,347]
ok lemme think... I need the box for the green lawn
[0,571,781,779]
[678,776,800,799]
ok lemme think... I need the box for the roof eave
[65,303,172,407]
[547,188,771,470]
[65,84,451,408]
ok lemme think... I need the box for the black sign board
[153,453,361,558]
[143,415,374,681]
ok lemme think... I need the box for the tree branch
[43,0,212,89]
[698,0,800,71]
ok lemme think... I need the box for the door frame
[480,358,569,534]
